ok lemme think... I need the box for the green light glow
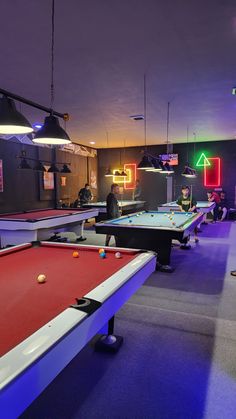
[196,153,211,167]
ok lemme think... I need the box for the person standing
[133,179,142,201]
[105,183,120,246]
[78,183,93,206]
[176,185,199,243]
[207,190,220,222]
[218,191,228,221]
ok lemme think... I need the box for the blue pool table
[95,211,203,272]
[82,200,146,221]
[158,201,215,213]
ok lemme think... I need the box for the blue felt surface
[162,201,212,209]
[110,211,194,228]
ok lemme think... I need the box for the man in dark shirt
[78,183,93,206]
[207,190,220,222]
[176,185,198,243]
[133,179,142,201]
[218,191,228,221]
[105,183,120,246]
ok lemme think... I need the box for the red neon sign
[124,163,137,190]
[204,157,221,187]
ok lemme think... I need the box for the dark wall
[0,139,98,213]
[173,140,236,207]
[98,140,236,209]
[98,145,170,210]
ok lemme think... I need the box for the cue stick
[190,184,193,210]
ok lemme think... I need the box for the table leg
[95,316,123,353]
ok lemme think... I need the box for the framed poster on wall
[43,166,54,190]
[0,160,3,192]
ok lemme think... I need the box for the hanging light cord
[50,0,55,113]
[144,74,147,150]
[186,125,189,163]
[166,101,170,152]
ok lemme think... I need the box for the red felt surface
[0,243,138,356]
[0,209,88,221]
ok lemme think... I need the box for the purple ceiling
[1,0,236,147]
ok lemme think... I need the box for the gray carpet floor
[21,221,236,419]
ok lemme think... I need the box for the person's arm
[208,195,215,202]
[189,198,197,212]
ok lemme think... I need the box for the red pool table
[0,208,98,248]
[0,241,156,417]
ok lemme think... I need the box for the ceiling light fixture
[33,160,46,172]
[105,167,113,177]
[18,158,32,170]
[0,96,33,134]
[33,0,71,145]
[60,164,71,173]
[48,163,59,173]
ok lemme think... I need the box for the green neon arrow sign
[196,153,211,167]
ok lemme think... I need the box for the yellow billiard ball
[37,274,46,283]
[72,251,79,258]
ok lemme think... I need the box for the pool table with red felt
[0,241,156,417]
[0,208,98,247]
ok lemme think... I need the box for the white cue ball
[37,274,46,283]
[115,252,121,259]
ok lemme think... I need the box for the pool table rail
[0,242,156,417]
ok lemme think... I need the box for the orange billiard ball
[99,248,105,254]
[72,251,79,258]
[37,274,46,283]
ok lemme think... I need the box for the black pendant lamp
[137,155,154,170]
[48,163,59,172]
[60,164,71,173]
[18,158,32,170]
[105,167,113,177]
[146,158,162,172]
[0,96,33,134]
[182,164,197,178]
[33,160,46,172]
[33,115,71,145]
[32,0,71,145]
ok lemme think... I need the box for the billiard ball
[37,274,46,283]
[100,252,106,258]
[171,212,174,215]
[72,251,79,258]
[172,222,176,225]
[151,214,154,217]
[115,252,121,258]
[99,248,105,254]
[129,220,132,223]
